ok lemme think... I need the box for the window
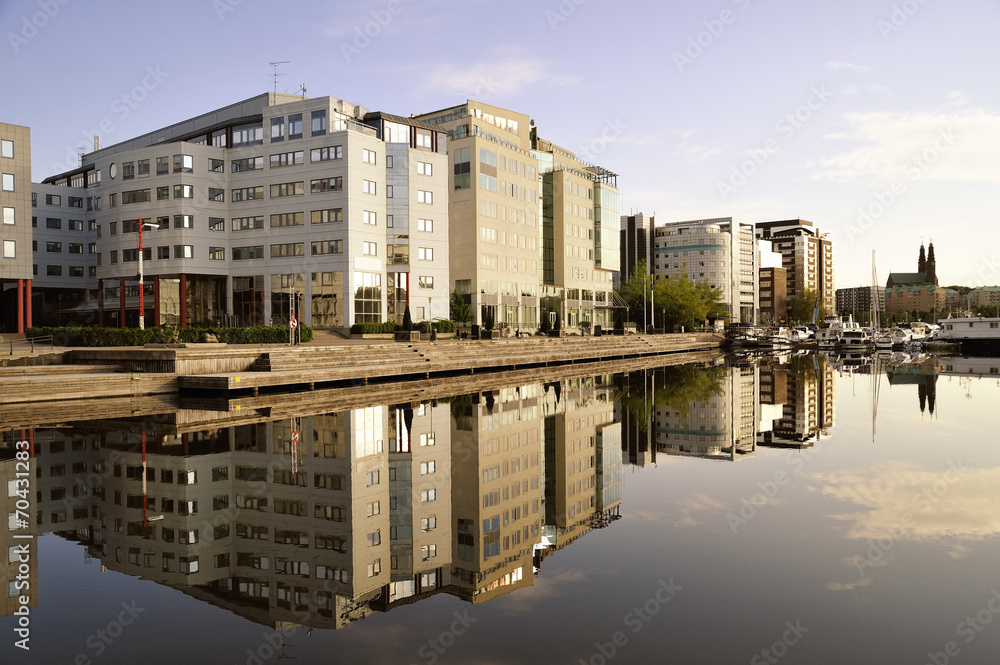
[68,243,83,254]
[363,241,377,256]
[209,247,225,260]
[208,187,225,202]
[270,242,304,258]
[157,247,170,259]
[418,247,433,261]
[121,189,151,204]
[421,489,436,502]
[367,560,381,577]
[271,116,285,141]
[156,156,169,174]
[417,161,432,176]
[2,240,13,258]
[419,432,435,446]
[173,184,193,199]
[421,517,437,532]
[2,207,12,225]
[420,461,435,474]
[417,218,433,232]
[68,219,83,231]
[288,114,303,139]
[270,182,304,198]
[367,501,381,517]
[233,245,265,260]
[231,156,263,172]
[46,218,61,229]
[362,179,377,195]
[270,212,304,228]
[209,158,224,173]
[417,190,433,204]
[209,217,225,232]
[453,147,471,189]
[46,265,62,276]
[232,216,264,231]
[421,544,437,559]
[270,150,303,168]
[0,139,12,158]
[311,146,342,162]
[173,154,193,173]
[418,276,435,289]
[362,148,377,164]
[232,186,264,202]
[156,216,170,230]
[174,245,194,259]
[122,161,135,179]
[156,186,169,201]
[311,208,343,224]
[46,241,62,253]
[68,196,83,208]
[232,122,264,146]
[109,193,117,207]
[46,194,61,206]
[312,110,327,135]
[311,239,343,255]
[310,177,342,193]
[173,214,194,229]
[361,211,376,226]
[366,470,380,486]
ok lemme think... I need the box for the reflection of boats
[874,334,894,351]
[757,328,794,350]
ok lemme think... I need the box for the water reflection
[4,352,1000,653]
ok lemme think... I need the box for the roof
[888,272,930,285]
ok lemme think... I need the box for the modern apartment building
[652,217,759,324]
[618,212,653,289]
[759,266,788,324]
[17,93,451,330]
[0,122,33,333]
[969,286,1000,310]
[835,285,884,322]
[413,101,620,331]
[756,219,835,319]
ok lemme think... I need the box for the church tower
[926,242,937,285]
[918,243,927,275]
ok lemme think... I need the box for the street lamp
[137,218,158,330]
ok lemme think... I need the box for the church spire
[927,242,937,285]
[918,243,927,274]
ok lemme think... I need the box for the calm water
[3,351,1000,665]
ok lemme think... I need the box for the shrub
[350,321,400,335]
[23,325,311,346]
[432,320,455,333]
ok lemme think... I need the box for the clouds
[825,60,871,75]
[810,105,1000,184]
[415,50,582,99]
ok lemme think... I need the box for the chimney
[94,135,100,152]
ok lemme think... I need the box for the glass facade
[311,271,344,328]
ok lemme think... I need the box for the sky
[2,0,998,289]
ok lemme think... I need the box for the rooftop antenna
[269,61,290,94]
[298,83,307,99]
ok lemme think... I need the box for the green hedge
[24,325,312,347]
[350,321,400,335]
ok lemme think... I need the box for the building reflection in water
[0,374,623,631]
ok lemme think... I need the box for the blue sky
[2,0,998,289]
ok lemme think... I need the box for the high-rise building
[652,217,759,324]
[413,101,620,331]
[756,219,835,319]
[759,266,788,324]
[618,212,653,289]
[835,285,884,322]
[0,122,33,333]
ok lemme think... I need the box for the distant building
[759,266,788,324]
[970,286,1000,310]
[653,217,759,324]
[885,242,944,315]
[618,212,653,289]
[835,285,884,320]
[756,219,835,319]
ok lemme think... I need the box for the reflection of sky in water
[3,358,1000,664]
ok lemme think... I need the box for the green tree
[449,290,472,329]
[653,271,725,332]
[617,260,653,326]
[789,288,827,325]
[402,305,413,331]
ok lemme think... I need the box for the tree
[653,271,725,332]
[402,305,413,331]
[617,260,653,326]
[449,290,472,329]
[789,288,826,325]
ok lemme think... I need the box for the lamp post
[137,219,158,330]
